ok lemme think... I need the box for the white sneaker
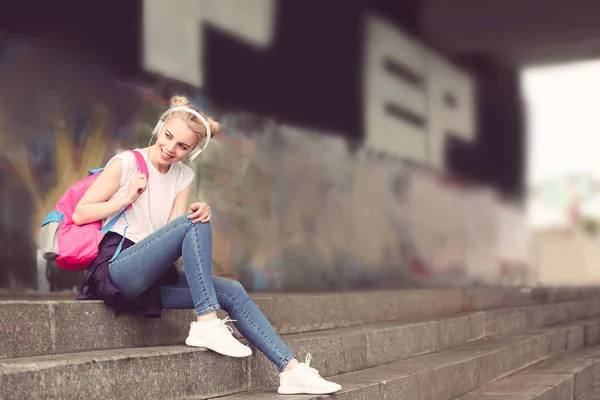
[185,317,252,357]
[278,354,342,395]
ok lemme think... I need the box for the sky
[522,59,600,185]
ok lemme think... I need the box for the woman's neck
[146,146,171,174]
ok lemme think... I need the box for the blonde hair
[168,96,221,146]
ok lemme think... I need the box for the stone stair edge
[0,309,492,399]
[3,285,600,309]
[2,285,599,297]
[454,344,600,399]
[195,318,600,400]
[580,384,600,400]
[0,310,486,368]
[4,294,600,361]
[2,314,597,370]
[3,313,599,400]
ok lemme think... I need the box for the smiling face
[152,117,199,169]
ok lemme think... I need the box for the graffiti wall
[0,39,162,291]
[0,37,533,293]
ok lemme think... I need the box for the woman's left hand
[188,202,212,223]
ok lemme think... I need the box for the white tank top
[102,149,195,243]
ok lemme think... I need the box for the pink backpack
[39,150,148,271]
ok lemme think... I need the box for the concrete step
[456,346,600,399]
[540,288,600,303]
[581,385,600,400]
[209,318,600,400]
[3,288,600,360]
[457,374,573,400]
[3,315,600,400]
[484,299,600,338]
[0,311,486,400]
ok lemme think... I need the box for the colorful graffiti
[191,120,414,291]
[0,37,533,293]
[0,39,161,290]
[188,118,532,291]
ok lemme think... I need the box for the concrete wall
[0,4,532,292]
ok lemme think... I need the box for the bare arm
[168,183,192,223]
[72,159,142,226]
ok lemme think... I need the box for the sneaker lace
[302,353,322,377]
[218,317,237,334]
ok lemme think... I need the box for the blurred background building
[2,0,597,293]
[524,61,600,287]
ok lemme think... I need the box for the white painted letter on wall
[143,0,276,87]
[363,15,428,163]
[364,14,476,170]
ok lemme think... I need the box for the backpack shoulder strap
[106,150,150,260]
[123,150,150,212]
[129,149,149,178]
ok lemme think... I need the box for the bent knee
[181,213,212,233]
[192,220,212,238]
[216,278,247,296]
[225,279,245,293]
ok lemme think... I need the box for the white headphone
[151,106,212,162]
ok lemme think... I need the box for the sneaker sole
[277,386,342,395]
[185,336,252,358]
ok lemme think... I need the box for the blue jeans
[108,213,296,371]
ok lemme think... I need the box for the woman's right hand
[126,173,148,203]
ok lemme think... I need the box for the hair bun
[170,96,190,108]
[208,119,221,136]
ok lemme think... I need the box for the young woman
[74,96,341,395]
